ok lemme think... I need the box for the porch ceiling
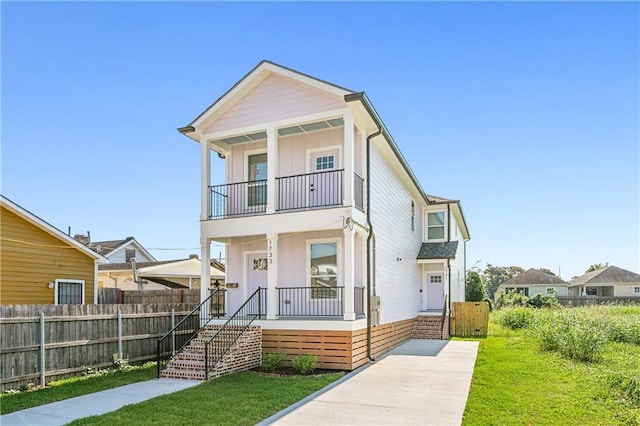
[213,117,345,146]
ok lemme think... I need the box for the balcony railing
[209,180,267,220]
[276,286,365,317]
[209,169,363,219]
[276,169,343,212]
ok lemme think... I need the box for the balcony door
[308,149,341,208]
[248,153,267,209]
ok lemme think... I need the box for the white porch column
[343,112,355,207]
[266,127,277,214]
[267,233,278,319]
[200,239,211,324]
[200,138,211,221]
[343,227,356,320]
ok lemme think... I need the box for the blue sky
[2,2,638,280]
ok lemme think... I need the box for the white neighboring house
[497,268,569,297]
[89,236,156,264]
[178,60,470,370]
[568,266,640,297]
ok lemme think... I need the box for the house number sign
[268,239,273,264]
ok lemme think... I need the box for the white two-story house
[178,60,470,370]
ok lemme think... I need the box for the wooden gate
[451,302,489,337]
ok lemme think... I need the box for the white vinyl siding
[205,74,344,134]
[369,145,423,323]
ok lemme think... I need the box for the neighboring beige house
[98,254,225,291]
[497,268,569,297]
[568,266,640,297]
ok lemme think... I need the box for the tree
[482,264,525,299]
[465,270,486,302]
[585,263,609,273]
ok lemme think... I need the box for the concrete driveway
[261,339,479,426]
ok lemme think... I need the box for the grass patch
[463,309,640,425]
[69,370,343,426]
[1,363,156,415]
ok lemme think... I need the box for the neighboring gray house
[568,266,640,297]
[497,268,569,297]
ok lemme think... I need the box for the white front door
[425,273,445,310]
[247,253,268,313]
[309,149,340,207]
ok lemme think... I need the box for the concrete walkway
[0,378,201,426]
[261,339,479,426]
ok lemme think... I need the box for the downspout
[447,204,452,333]
[366,126,382,362]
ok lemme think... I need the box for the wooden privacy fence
[557,296,640,307]
[98,288,201,305]
[0,304,196,392]
[450,302,489,337]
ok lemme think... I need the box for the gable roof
[500,268,568,286]
[417,242,459,260]
[179,60,354,135]
[0,195,108,263]
[89,237,156,261]
[569,266,640,286]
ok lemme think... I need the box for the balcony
[209,170,364,220]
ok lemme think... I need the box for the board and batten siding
[205,74,345,135]
[0,206,95,305]
[369,144,424,324]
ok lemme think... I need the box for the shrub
[261,353,286,372]
[555,312,605,362]
[495,291,529,309]
[608,373,640,406]
[527,293,560,309]
[497,307,535,330]
[605,317,640,346]
[292,354,319,375]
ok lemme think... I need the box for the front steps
[413,314,449,339]
[160,325,262,380]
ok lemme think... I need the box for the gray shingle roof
[501,268,568,286]
[417,242,458,260]
[569,266,640,286]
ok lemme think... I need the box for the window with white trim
[125,249,136,263]
[309,242,338,299]
[427,211,446,240]
[633,286,640,294]
[586,288,597,296]
[55,279,85,304]
[546,288,556,295]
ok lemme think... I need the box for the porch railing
[277,286,365,317]
[209,180,267,220]
[276,169,343,212]
[156,288,226,377]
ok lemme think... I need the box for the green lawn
[69,371,343,426]
[1,364,156,415]
[463,311,640,425]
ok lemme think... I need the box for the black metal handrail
[156,288,225,377]
[209,180,267,219]
[204,287,267,379]
[440,294,448,339]
[277,286,368,317]
[276,169,343,211]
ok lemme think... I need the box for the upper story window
[427,211,446,240]
[125,249,136,263]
